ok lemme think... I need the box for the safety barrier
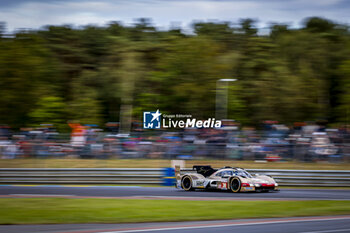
[0,168,349,187]
[0,168,164,185]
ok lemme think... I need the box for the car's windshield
[234,170,252,178]
[221,170,233,176]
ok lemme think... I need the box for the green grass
[1,198,350,224]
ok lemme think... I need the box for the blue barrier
[162,167,175,186]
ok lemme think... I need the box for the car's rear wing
[175,165,205,180]
[175,165,217,180]
[193,165,217,177]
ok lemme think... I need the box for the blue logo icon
[143,110,162,129]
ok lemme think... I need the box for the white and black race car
[175,165,279,192]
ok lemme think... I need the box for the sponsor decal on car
[196,181,204,186]
[220,182,228,190]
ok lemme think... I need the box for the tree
[29,96,67,129]
[68,70,103,125]
[0,17,349,129]
[304,17,335,33]
[0,33,58,128]
[337,60,350,123]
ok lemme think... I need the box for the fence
[0,168,350,187]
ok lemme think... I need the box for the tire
[230,177,241,193]
[181,176,193,191]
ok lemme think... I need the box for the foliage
[0,17,350,129]
[29,96,66,129]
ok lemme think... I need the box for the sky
[0,0,349,32]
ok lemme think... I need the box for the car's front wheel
[181,176,193,191]
[230,177,241,193]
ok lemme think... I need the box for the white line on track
[12,194,76,197]
[97,217,350,233]
[301,229,350,233]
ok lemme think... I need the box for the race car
[175,165,279,192]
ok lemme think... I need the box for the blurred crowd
[1,121,350,163]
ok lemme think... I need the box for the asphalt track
[1,216,350,233]
[0,185,350,200]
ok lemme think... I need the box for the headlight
[255,184,261,187]
[275,183,278,186]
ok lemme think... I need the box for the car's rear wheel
[181,176,193,191]
[230,177,241,193]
